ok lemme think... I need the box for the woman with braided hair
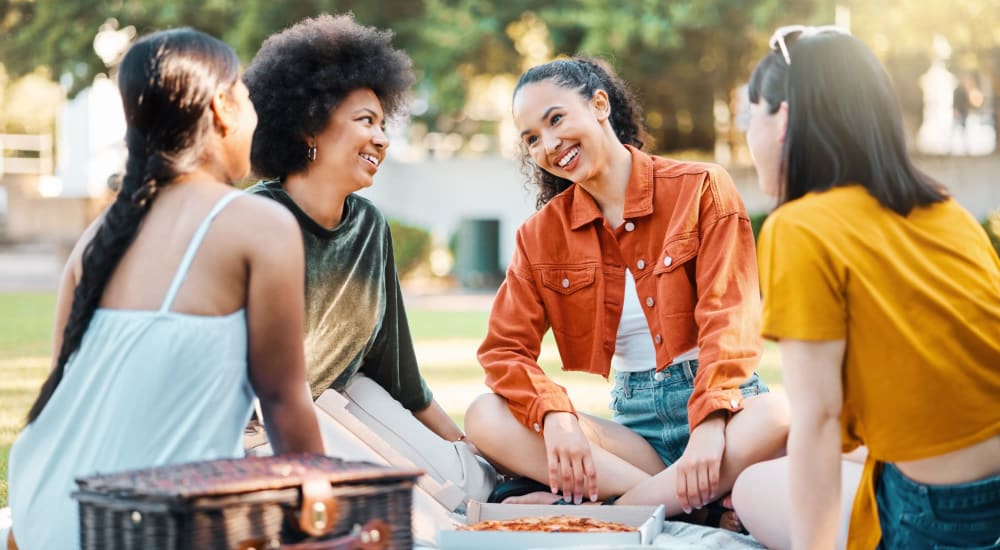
[6,28,322,549]
[465,57,788,528]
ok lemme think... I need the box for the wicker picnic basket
[72,454,422,550]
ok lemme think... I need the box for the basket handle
[298,477,338,537]
[282,519,390,550]
[234,519,390,550]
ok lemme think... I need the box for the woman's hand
[674,411,727,513]
[543,411,599,504]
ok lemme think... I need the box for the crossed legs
[465,391,789,515]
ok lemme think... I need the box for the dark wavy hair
[244,14,415,179]
[513,56,649,209]
[26,29,239,423]
[748,32,945,214]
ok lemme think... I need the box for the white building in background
[55,74,127,198]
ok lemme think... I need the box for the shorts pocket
[739,372,768,398]
[900,512,1000,548]
[608,385,623,414]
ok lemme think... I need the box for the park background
[2,0,1000,509]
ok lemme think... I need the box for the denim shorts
[608,360,768,467]
[876,462,1000,549]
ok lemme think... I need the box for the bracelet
[455,434,468,443]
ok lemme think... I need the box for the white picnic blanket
[655,521,766,548]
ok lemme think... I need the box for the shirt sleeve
[687,167,764,428]
[478,229,577,434]
[758,209,848,341]
[360,224,434,412]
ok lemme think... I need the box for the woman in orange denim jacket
[464,57,789,524]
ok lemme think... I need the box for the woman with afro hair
[242,14,496,509]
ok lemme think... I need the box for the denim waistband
[880,462,1000,513]
[613,359,698,385]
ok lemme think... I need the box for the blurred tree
[0,0,239,96]
[0,67,65,134]
[410,0,816,151]
[7,1,999,152]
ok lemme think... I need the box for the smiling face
[512,80,611,185]
[746,99,787,198]
[310,87,388,192]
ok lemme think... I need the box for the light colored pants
[246,375,496,511]
[333,375,497,507]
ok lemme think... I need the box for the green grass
[405,309,491,341]
[0,291,783,509]
[0,293,56,359]
[0,292,55,508]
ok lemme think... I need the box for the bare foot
[713,494,745,533]
[502,490,560,504]
[673,494,745,534]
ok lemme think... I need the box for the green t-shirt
[247,180,433,412]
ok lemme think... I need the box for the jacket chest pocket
[537,265,599,337]
[651,235,699,316]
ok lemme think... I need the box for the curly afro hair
[244,14,415,179]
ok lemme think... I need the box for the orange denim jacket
[478,145,762,435]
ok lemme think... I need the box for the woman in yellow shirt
[732,26,1000,550]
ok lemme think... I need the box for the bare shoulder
[65,208,110,282]
[193,192,302,271]
[222,193,300,240]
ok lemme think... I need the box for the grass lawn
[0,291,782,508]
[0,292,56,508]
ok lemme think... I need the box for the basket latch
[299,477,338,537]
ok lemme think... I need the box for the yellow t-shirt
[758,185,1000,549]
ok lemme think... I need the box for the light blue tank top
[8,191,253,550]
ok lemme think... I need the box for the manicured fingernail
[574,496,582,505]
[590,493,598,502]
[551,487,558,494]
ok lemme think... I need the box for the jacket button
[561,278,570,288]
[533,422,541,432]
[663,256,673,267]
[624,221,635,232]
[654,334,662,344]
[645,297,655,308]
[636,259,646,270]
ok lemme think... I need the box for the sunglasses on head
[768,25,851,65]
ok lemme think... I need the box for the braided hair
[513,56,650,209]
[26,28,240,423]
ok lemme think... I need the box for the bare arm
[245,201,323,454]
[780,339,846,550]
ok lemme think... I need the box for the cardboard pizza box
[438,502,666,549]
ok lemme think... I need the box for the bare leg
[616,392,790,516]
[732,456,864,550]
[464,393,661,500]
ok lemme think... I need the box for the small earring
[307,144,317,162]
